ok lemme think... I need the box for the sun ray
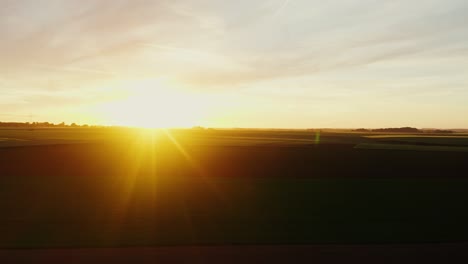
[162,129,224,199]
[106,130,153,239]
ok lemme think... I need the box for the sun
[97,79,206,128]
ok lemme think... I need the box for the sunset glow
[1,1,468,128]
[95,79,208,128]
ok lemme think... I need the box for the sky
[1,0,468,128]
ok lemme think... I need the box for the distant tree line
[354,127,454,133]
[354,127,421,133]
[424,129,454,134]
[0,121,91,128]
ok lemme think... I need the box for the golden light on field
[97,79,208,128]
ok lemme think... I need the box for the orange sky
[1,0,468,128]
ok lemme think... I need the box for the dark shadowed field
[1,128,468,262]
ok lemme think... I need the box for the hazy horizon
[1,120,467,131]
[1,0,468,129]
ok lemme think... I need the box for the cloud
[221,0,468,85]
[0,1,207,76]
[1,0,468,127]
[4,0,467,89]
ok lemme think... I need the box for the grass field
[355,143,468,152]
[1,128,468,248]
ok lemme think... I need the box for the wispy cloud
[273,0,292,17]
[1,0,468,127]
[33,64,116,76]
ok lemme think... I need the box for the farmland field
[1,128,468,250]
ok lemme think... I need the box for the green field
[1,127,466,147]
[1,128,468,248]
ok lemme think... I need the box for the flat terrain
[1,128,468,261]
[2,244,468,264]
